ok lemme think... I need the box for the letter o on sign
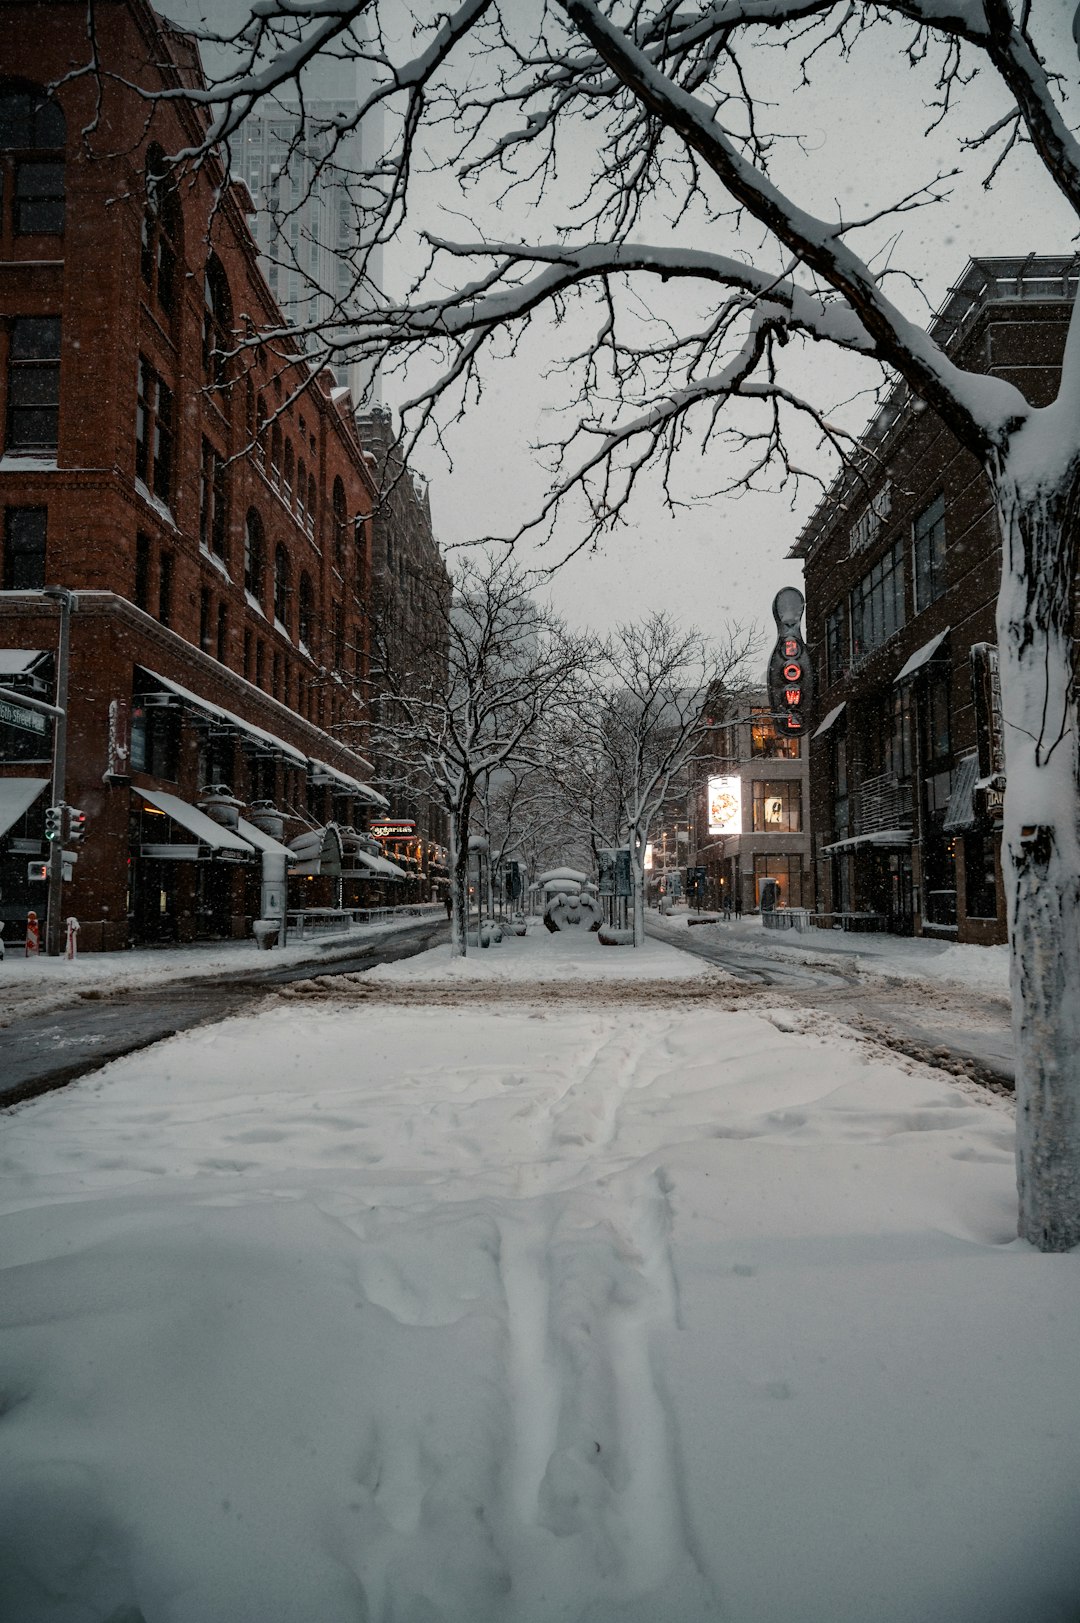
[784,663,802,681]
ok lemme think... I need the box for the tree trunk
[449,807,468,958]
[630,829,647,947]
[994,461,1080,1251]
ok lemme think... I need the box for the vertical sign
[767,586,813,735]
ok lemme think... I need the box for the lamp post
[43,587,76,957]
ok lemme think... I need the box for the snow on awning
[894,628,950,685]
[0,776,49,839]
[139,789,254,852]
[821,829,912,854]
[0,650,47,677]
[943,754,981,833]
[343,848,407,880]
[289,824,343,877]
[812,703,846,740]
[308,758,389,808]
[235,816,293,858]
[138,669,308,767]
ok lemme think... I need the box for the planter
[246,801,285,840]
[198,785,243,831]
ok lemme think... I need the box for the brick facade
[0,1,397,949]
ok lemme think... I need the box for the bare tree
[563,614,755,945]
[130,2,1080,1243]
[371,549,585,953]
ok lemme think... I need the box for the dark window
[333,602,345,668]
[243,626,252,679]
[751,779,802,833]
[832,734,848,838]
[825,602,846,685]
[886,684,914,781]
[913,494,946,612]
[2,505,46,589]
[298,571,314,647]
[216,600,228,663]
[924,670,951,765]
[255,639,265,689]
[130,699,179,780]
[7,316,61,450]
[850,539,905,663]
[283,438,294,504]
[203,253,233,385]
[750,706,799,760]
[135,357,174,503]
[274,544,290,628]
[307,472,317,536]
[0,80,66,236]
[244,508,265,601]
[272,649,282,698]
[140,146,180,316]
[297,457,306,526]
[158,551,174,626]
[200,440,228,560]
[134,532,151,610]
[332,477,347,572]
[270,423,282,487]
[354,516,367,599]
[964,831,998,920]
[199,587,212,653]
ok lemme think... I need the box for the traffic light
[67,807,87,844]
[44,804,65,842]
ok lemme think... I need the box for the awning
[137,669,308,767]
[821,829,912,854]
[235,816,293,858]
[289,824,343,877]
[0,776,49,839]
[0,650,47,677]
[812,703,846,740]
[943,753,980,833]
[344,848,407,880]
[309,757,388,808]
[139,789,254,852]
[894,628,949,685]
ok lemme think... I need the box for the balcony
[853,772,912,837]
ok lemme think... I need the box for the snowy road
[1,928,1076,1623]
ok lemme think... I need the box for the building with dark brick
[0,0,401,951]
[792,256,1077,945]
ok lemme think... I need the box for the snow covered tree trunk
[449,808,468,958]
[994,458,1080,1251]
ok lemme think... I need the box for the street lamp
[43,587,77,957]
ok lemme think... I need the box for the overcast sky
[165,1,1079,653]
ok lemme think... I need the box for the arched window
[298,571,314,648]
[296,457,306,524]
[140,143,181,317]
[0,79,66,237]
[332,477,347,573]
[273,542,290,628]
[307,472,317,537]
[244,508,265,601]
[283,437,294,502]
[202,252,233,385]
[270,423,282,488]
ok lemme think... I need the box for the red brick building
[793,257,1077,945]
[0,0,394,950]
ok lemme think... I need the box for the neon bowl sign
[767,586,813,736]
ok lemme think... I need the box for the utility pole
[43,587,76,957]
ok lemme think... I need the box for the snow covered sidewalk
[1,926,1076,1623]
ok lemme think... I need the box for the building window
[850,538,905,664]
[134,531,151,610]
[832,734,848,839]
[296,457,307,527]
[199,587,212,654]
[274,543,290,629]
[333,602,345,668]
[7,316,61,451]
[753,853,805,908]
[283,438,294,504]
[913,493,946,612]
[130,697,179,780]
[752,779,802,833]
[203,253,233,386]
[298,571,314,648]
[135,357,174,504]
[307,472,317,537]
[140,145,180,317]
[158,551,173,626]
[255,638,265,689]
[924,669,951,765]
[2,505,46,589]
[886,684,914,781]
[964,831,998,921]
[332,477,347,572]
[825,602,846,686]
[270,423,282,488]
[243,626,252,679]
[750,706,799,760]
[0,80,66,236]
[354,516,368,600]
[200,440,228,561]
[272,650,282,698]
[244,508,265,601]
[216,600,228,663]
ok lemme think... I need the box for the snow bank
[367,918,725,983]
[1,983,1076,1623]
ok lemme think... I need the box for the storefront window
[750,707,799,759]
[753,853,804,907]
[752,779,802,832]
[964,831,998,920]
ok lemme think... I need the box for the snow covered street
[1,926,1078,1623]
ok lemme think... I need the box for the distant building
[792,256,1078,943]
[0,0,397,950]
[688,690,811,914]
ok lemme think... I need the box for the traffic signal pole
[44,587,76,958]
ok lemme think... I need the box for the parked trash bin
[252,919,279,950]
